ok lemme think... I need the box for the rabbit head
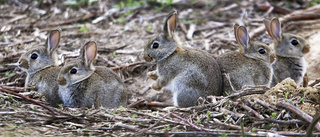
[18,30,61,74]
[264,17,310,58]
[234,24,275,63]
[144,10,182,62]
[57,41,97,87]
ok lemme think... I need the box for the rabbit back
[58,41,127,108]
[157,48,223,107]
[217,51,273,95]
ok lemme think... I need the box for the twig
[128,99,145,108]
[0,86,58,115]
[170,112,202,131]
[233,101,265,119]
[227,86,269,100]
[110,61,147,70]
[309,78,320,87]
[213,118,248,131]
[186,24,196,40]
[276,101,320,131]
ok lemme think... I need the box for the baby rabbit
[216,24,275,95]
[264,18,310,87]
[143,10,222,107]
[17,29,63,107]
[57,41,127,108]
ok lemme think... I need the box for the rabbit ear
[82,41,97,69]
[233,23,240,44]
[236,26,249,48]
[46,29,61,54]
[263,18,273,38]
[164,10,178,38]
[270,18,282,41]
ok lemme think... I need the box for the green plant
[251,128,256,132]
[118,106,124,111]
[262,123,272,130]
[307,115,320,137]
[285,91,290,99]
[147,26,152,31]
[5,72,14,77]
[63,0,97,9]
[111,51,116,57]
[270,112,277,119]
[77,129,83,134]
[113,0,145,9]
[80,25,90,32]
[310,0,320,6]
[8,94,13,100]
[206,111,210,121]
[196,116,201,125]
[162,125,170,132]
[299,98,304,102]
[221,132,227,137]
[132,114,137,124]
[240,122,245,137]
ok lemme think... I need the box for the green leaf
[79,25,90,33]
[5,72,14,77]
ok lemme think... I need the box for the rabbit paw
[147,71,158,80]
[151,82,162,91]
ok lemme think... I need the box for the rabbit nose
[58,77,67,86]
[144,54,152,62]
[302,44,310,54]
[270,53,276,63]
[18,59,29,69]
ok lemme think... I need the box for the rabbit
[216,24,275,95]
[263,17,310,87]
[143,10,223,107]
[17,29,63,107]
[57,41,127,108]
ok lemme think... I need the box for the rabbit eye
[70,68,77,74]
[152,42,159,49]
[30,53,38,59]
[291,39,299,46]
[258,49,266,54]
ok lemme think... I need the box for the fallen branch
[276,101,320,131]
[309,78,320,87]
[0,85,58,115]
[170,112,202,131]
[233,101,265,119]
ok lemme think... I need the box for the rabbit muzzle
[144,53,152,62]
[270,53,276,63]
[302,44,310,54]
[18,59,29,69]
[57,76,67,86]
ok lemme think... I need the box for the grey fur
[57,41,127,108]
[264,18,310,87]
[216,24,274,95]
[17,30,63,107]
[144,10,222,107]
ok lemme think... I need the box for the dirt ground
[0,0,320,136]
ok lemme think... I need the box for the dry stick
[276,101,320,131]
[2,13,95,32]
[213,118,248,131]
[127,99,146,108]
[252,97,276,110]
[170,112,202,131]
[256,3,292,14]
[309,78,320,87]
[136,113,170,135]
[233,101,265,119]
[0,86,58,115]
[249,5,320,39]
[227,87,268,100]
[110,62,147,71]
